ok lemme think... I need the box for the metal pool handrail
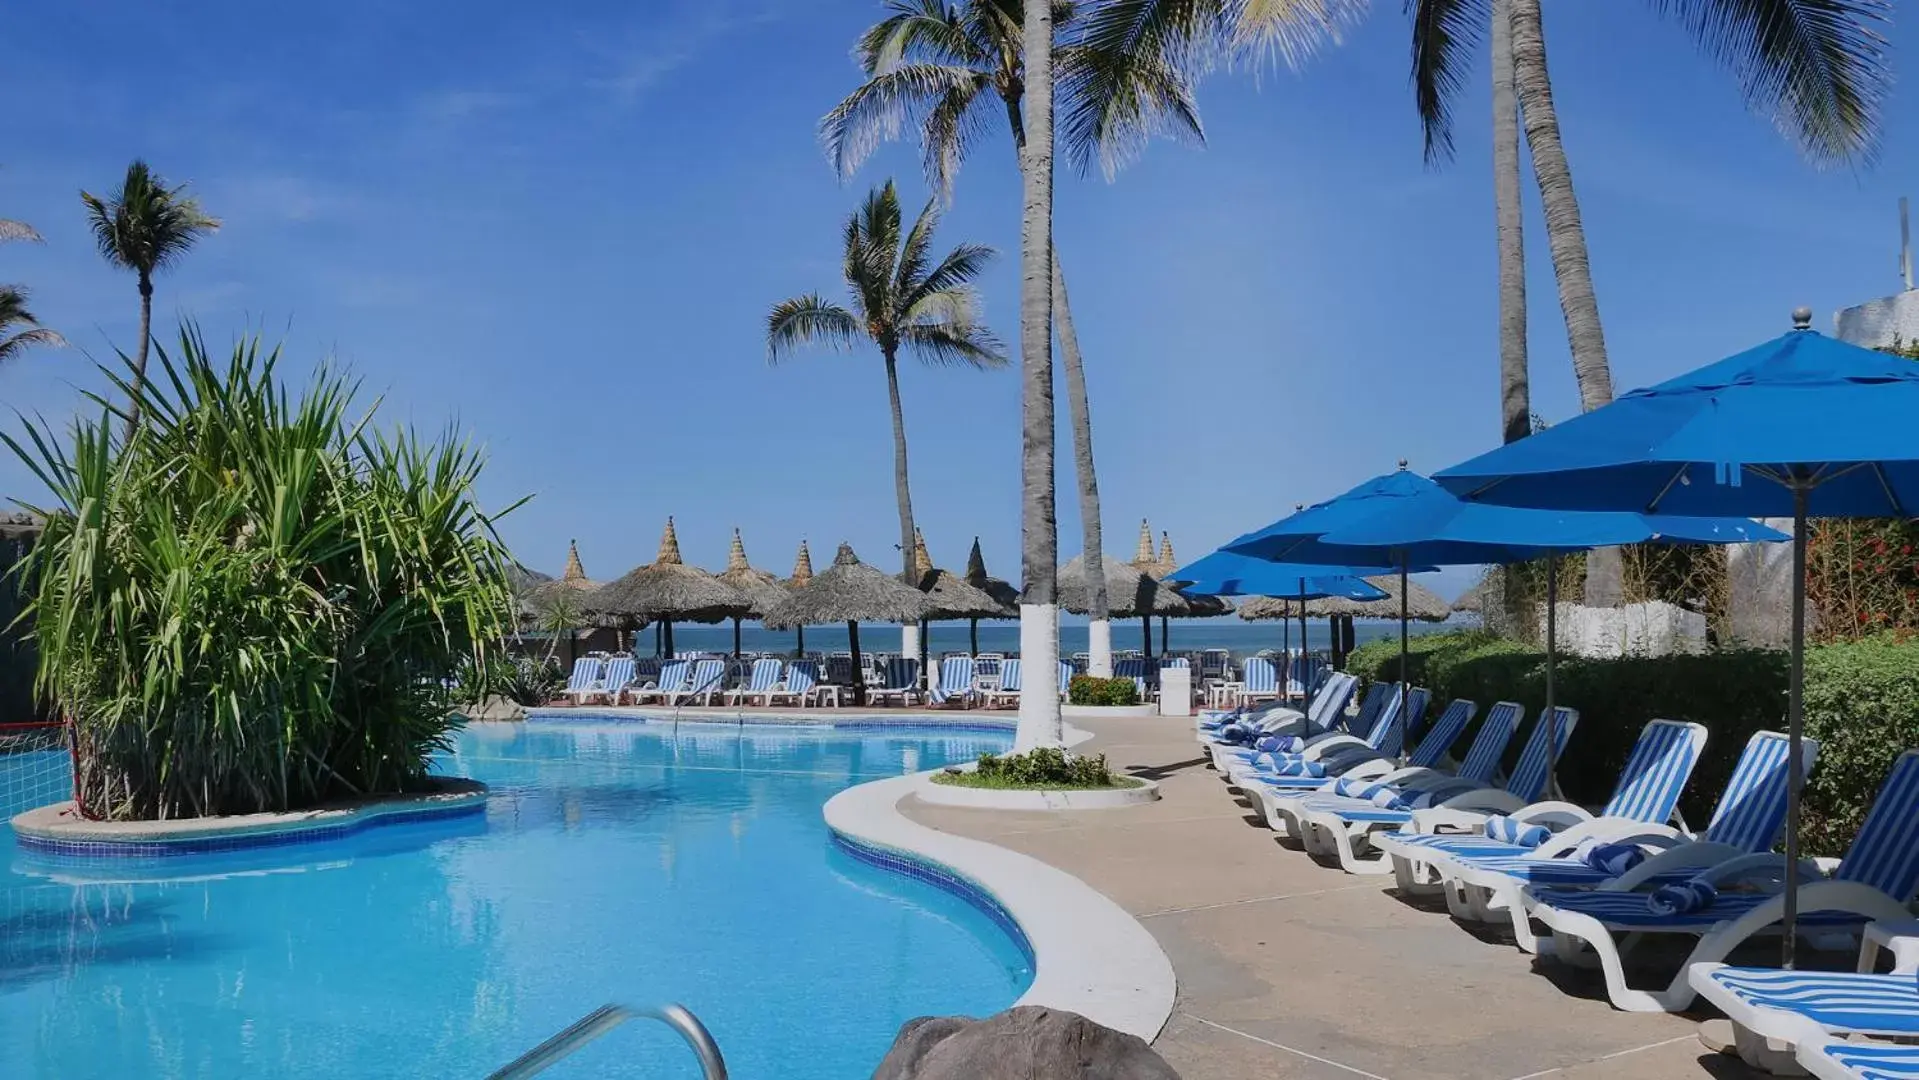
[485,1003,727,1079]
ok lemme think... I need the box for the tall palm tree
[768,180,1007,586]
[824,0,1218,678]
[81,160,221,438]
[0,287,64,366]
[1409,0,1889,605]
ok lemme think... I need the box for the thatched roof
[1060,553,1191,617]
[787,539,815,588]
[964,536,1021,610]
[0,510,42,541]
[1157,532,1176,577]
[1237,596,1295,622]
[1305,575,1452,622]
[1180,591,1235,617]
[517,540,609,624]
[914,531,1012,620]
[763,542,936,628]
[715,528,790,618]
[1452,578,1491,613]
[1130,520,1157,571]
[588,518,750,623]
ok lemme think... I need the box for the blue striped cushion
[1702,969,1919,1037]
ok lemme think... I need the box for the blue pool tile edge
[830,830,1038,968]
[524,708,1015,737]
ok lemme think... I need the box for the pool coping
[822,766,1178,1042]
[10,777,489,858]
[913,772,1162,811]
[524,706,1018,732]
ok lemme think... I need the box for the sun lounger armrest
[1302,734,1371,762]
[1333,758,1396,783]
[1508,800,1595,826]
[1428,788,1528,816]
[1530,818,1675,859]
[1682,851,1830,891]
[1408,806,1498,833]
[1601,840,1748,891]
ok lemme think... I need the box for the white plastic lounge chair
[1523,749,1919,1013]
[1057,660,1073,697]
[1288,701,1522,870]
[986,659,1023,709]
[869,658,923,706]
[629,659,689,705]
[1113,658,1148,700]
[725,658,783,706]
[1226,687,1415,804]
[1262,697,1481,840]
[1371,706,1580,891]
[929,657,977,707]
[1443,729,1814,952]
[1798,1041,1919,1080]
[1218,680,1402,781]
[560,657,605,704]
[665,658,726,706]
[1201,672,1357,768]
[768,660,839,707]
[1692,940,1919,1075]
[591,656,637,705]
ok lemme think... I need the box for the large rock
[872,1007,1179,1080]
[454,695,527,722]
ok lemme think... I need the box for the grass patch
[933,770,1146,791]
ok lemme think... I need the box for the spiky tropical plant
[767,180,1007,584]
[6,327,516,821]
[80,160,221,438]
[1407,0,1890,604]
[0,287,63,365]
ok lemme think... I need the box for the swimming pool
[0,718,1031,1078]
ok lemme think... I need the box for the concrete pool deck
[898,713,1770,1080]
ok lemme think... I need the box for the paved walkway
[901,714,1765,1080]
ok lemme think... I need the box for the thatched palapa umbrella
[716,528,790,657]
[1060,551,1190,660]
[785,539,815,654]
[763,542,933,705]
[913,530,1012,670]
[1304,575,1451,622]
[957,537,1019,656]
[589,518,749,657]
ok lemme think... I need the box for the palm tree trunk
[125,273,154,441]
[1054,259,1112,678]
[1493,0,1531,634]
[1015,0,1061,751]
[1509,0,1622,608]
[881,349,919,584]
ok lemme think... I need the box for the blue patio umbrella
[1431,311,1919,964]
[1167,550,1389,701]
[1319,476,1786,793]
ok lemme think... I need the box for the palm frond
[899,310,1010,368]
[919,70,999,197]
[78,159,221,276]
[902,241,998,313]
[1407,0,1487,165]
[1066,0,1230,85]
[1651,0,1890,166]
[766,295,864,362]
[0,219,43,244]
[0,285,64,362]
[821,64,995,180]
[893,196,943,308]
[1228,0,1369,70]
[1058,41,1206,178]
[850,181,905,319]
[858,0,989,73]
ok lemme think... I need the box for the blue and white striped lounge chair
[561,657,606,704]
[870,658,924,706]
[1378,718,1706,903]
[1442,729,1814,952]
[1237,657,1282,710]
[1289,653,1326,703]
[1057,660,1073,696]
[987,659,1023,708]
[1203,672,1360,769]
[725,658,784,706]
[1799,1041,1919,1080]
[1219,680,1405,783]
[1371,706,1579,891]
[1289,701,1522,871]
[1263,697,1480,840]
[768,659,839,707]
[1227,686,1416,800]
[629,659,689,704]
[1523,749,1919,1013]
[1113,658,1149,699]
[929,657,977,707]
[666,658,726,706]
[1690,951,1919,1075]
[592,656,638,705]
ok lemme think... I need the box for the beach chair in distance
[1263,697,1479,841]
[769,660,839,707]
[1526,749,1919,1013]
[628,659,689,705]
[1058,660,1073,698]
[869,658,923,706]
[592,656,638,705]
[929,656,977,708]
[725,658,784,706]
[983,659,1022,708]
[666,658,726,706]
[560,657,605,704]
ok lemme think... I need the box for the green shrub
[1355,630,1919,854]
[454,655,562,708]
[9,330,515,821]
[971,747,1115,787]
[1068,675,1139,706]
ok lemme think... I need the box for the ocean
[639,616,1473,660]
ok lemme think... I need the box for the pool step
[485,1003,727,1079]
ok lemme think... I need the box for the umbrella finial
[1134,519,1154,566]
[1792,306,1813,330]
[1397,458,1409,470]
[727,528,749,573]
[656,517,683,566]
[562,539,587,583]
[791,539,814,585]
[834,541,859,567]
[1158,531,1175,571]
[912,528,932,577]
[965,536,987,584]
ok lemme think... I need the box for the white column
[1087,618,1113,677]
[899,623,919,662]
[1015,603,1063,750]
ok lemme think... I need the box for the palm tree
[81,160,221,438]
[0,287,64,366]
[1407,0,1889,605]
[822,0,1228,679]
[767,180,1007,586]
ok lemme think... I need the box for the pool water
[0,720,1031,1079]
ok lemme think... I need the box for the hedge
[1068,676,1139,707]
[1346,631,1919,855]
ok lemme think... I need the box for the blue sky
[1,0,1912,602]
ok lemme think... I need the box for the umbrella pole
[1398,554,1410,762]
[1281,601,1292,702]
[1782,487,1809,969]
[796,624,805,658]
[664,620,675,659]
[918,619,929,690]
[654,622,663,658]
[1545,554,1559,799]
[1141,614,1152,660]
[1160,615,1169,655]
[969,618,978,658]
[733,616,742,659]
[848,620,866,707]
